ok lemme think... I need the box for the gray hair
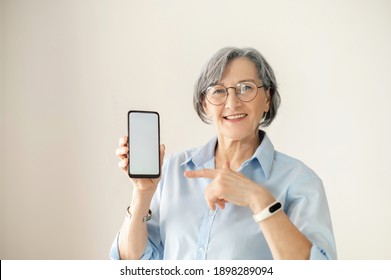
[193,47,281,126]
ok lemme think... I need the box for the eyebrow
[238,79,258,83]
[217,78,260,86]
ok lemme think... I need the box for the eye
[213,89,226,95]
[238,82,256,94]
[208,85,227,95]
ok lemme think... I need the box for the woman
[110,47,337,260]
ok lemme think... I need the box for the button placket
[195,208,217,259]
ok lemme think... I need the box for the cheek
[204,103,223,119]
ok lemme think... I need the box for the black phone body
[127,110,160,178]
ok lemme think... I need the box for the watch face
[269,202,282,213]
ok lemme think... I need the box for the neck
[215,131,261,170]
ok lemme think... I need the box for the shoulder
[272,149,321,185]
[260,133,321,184]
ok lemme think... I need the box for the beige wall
[1,0,5,257]
[1,0,391,259]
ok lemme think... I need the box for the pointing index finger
[184,168,217,179]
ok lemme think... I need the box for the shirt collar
[181,130,275,179]
[181,136,217,168]
[251,131,275,179]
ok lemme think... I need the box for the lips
[223,113,247,120]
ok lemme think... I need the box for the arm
[250,192,311,259]
[184,163,334,260]
[118,189,155,259]
[114,136,165,260]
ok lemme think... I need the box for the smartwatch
[253,201,282,223]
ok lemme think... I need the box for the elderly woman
[110,47,337,260]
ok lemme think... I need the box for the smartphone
[127,110,160,178]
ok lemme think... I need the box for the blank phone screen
[128,111,160,178]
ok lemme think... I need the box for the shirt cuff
[139,242,154,260]
[109,232,156,260]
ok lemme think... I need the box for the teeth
[225,114,246,120]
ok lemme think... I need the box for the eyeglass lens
[206,81,260,105]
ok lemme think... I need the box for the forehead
[220,57,259,83]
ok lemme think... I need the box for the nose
[225,87,240,109]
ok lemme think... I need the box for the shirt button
[199,247,205,253]
[208,210,214,216]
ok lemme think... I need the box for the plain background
[1,0,390,259]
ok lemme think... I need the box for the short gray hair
[193,47,281,126]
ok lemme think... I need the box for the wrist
[130,188,154,213]
[248,187,276,214]
[126,206,152,223]
[252,201,282,223]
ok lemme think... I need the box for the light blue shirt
[110,131,337,260]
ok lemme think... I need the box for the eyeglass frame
[204,80,265,106]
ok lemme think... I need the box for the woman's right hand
[116,136,165,195]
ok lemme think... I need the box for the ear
[202,99,209,117]
[264,87,271,112]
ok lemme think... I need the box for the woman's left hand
[184,162,275,212]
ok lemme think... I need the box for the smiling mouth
[223,113,247,120]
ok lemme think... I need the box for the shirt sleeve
[109,232,120,260]
[108,231,162,260]
[285,175,337,260]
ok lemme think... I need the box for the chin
[217,123,259,141]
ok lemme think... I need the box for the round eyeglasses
[205,81,264,106]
